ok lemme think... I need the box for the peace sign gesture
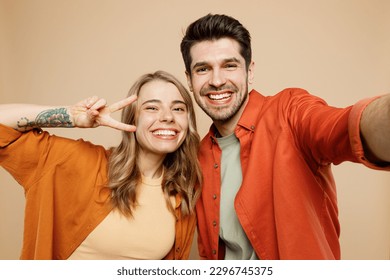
[70,95,137,132]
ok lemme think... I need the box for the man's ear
[185,71,193,92]
[248,61,255,84]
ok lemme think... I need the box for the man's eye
[225,64,238,69]
[195,67,208,73]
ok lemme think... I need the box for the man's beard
[197,85,248,122]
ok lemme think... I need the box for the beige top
[68,175,176,259]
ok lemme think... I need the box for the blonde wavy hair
[108,71,202,217]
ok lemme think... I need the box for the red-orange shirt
[0,124,195,259]
[196,88,386,260]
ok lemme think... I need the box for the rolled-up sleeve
[348,95,390,170]
[0,124,23,147]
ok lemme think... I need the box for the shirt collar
[237,89,264,132]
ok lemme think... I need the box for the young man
[180,14,390,260]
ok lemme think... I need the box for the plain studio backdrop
[0,0,389,260]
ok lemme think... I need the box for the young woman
[0,70,202,260]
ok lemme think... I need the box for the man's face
[186,38,254,123]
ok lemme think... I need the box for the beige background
[1,0,389,259]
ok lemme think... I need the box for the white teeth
[153,130,176,136]
[208,93,231,100]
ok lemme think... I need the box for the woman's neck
[138,152,165,179]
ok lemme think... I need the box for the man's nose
[209,69,226,88]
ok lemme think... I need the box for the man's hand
[70,95,137,132]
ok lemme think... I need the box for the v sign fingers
[108,95,137,113]
[88,97,108,113]
[70,96,104,128]
[100,117,137,132]
[97,95,138,132]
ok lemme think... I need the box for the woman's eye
[173,107,186,112]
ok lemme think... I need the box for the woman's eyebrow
[141,99,161,106]
[172,100,187,106]
[141,99,186,106]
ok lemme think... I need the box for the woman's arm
[0,96,137,132]
[0,104,73,131]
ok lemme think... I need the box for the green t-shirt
[217,133,258,260]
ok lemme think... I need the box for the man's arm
[360,94,390,163]
[0,96,137,132]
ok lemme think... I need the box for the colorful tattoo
[17,108,73,130]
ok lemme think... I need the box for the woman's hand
[70,95,137,132]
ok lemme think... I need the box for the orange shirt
[0,124,195,259]
[196,89,387,260]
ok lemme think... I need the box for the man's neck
[213,94,249,137]
[214,119,237,137]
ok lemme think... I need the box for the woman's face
[135,80,189,158]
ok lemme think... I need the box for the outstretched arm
[0,96,137,132]
[360,94,390,163]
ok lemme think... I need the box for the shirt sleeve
[0,123,23,148]
[1,124,52,188]
[348,95,390,169]
[286,89,389,169]
[0,124,88,189]
[285,89,353,165]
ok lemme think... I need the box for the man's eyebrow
[192,57,241,69]
[222,57,240,63]
[192,61,208,69]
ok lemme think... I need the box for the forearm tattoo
[17,108,74,130]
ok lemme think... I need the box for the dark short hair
[180,14,252,74]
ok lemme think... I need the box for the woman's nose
[160,109,174,122]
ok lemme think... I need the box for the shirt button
[212,220,217,227]
[251,125,255,130]
[213,194,217,200]
[212,249,217,255]
[214,163,218,169]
